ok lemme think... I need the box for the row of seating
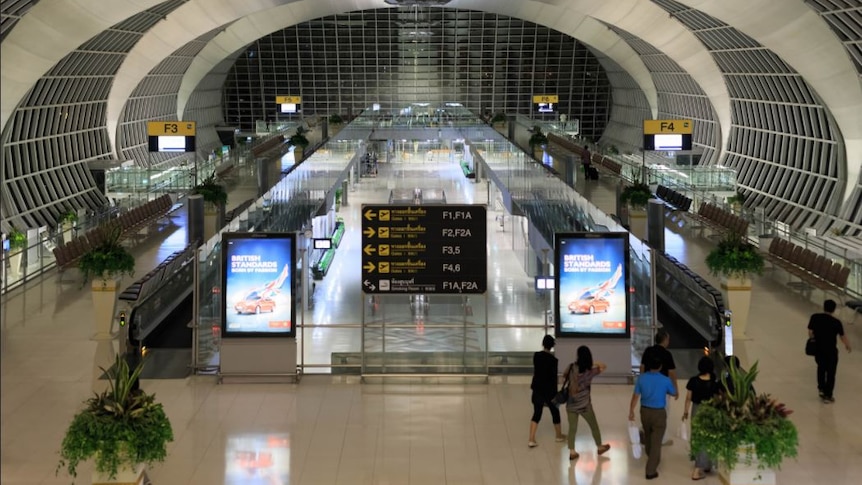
[691,202,749,235]
[225,198,255,224]
[765,237,850,294]
[119,244,195,303]
[548,134,623,177]
[53,195,173,272]
[655,185,693,212]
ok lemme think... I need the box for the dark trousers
[641,407,667,476]
[815,348,839,397]
[531,393,561,424]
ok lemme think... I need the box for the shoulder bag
[552,363,574,406]
[805,337,816,356]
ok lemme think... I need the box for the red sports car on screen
[234,291,276,314]
[568,293,610,314]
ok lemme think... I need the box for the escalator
[654,253,725,378]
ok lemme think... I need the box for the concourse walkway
[1,151,860,484]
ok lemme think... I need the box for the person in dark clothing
[721,355,755,397]
[640,329,678,445]
[808,299,852,403]
[630,355,677,480]
[582,146,592,176]
[683,356,720,480]
[528,335,566,447]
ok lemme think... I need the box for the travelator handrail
[655,253,724,345]
[128,249,196,342]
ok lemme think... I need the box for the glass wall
[222,8,612,141]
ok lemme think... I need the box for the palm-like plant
[620,182,653,209]
[193,172,228,206]
[691,360,797,470]
[288,126,310,149]
[528,125,549,150]
[58,355,173,480]
[78,226,135,283]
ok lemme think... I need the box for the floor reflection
[225,433,290,485]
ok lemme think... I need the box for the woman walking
[683,356,720,480]
[528,335,566,447]
[565,345,611,459]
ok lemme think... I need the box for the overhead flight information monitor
[361,205,487,294]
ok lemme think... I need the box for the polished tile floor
[1,153,860,484]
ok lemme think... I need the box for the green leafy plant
[58,355,173,481]
[691,360,798,471]
[727,191,746,206]
[78,226,135,283]
[61,210,79,224]
[193,172,228,206]
[620,182,653,209]
[606,144,619,155]
[329,113,344,124]
[490,112,507,125]
[288,126,310,149]
[528,125,548,150]
[334,188,343,206]
[8,229,27,251]
[705,232,764,280]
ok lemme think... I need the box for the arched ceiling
[1,0,860,203]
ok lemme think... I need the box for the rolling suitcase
[587,166,599,180]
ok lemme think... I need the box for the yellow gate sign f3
[147,121,196,136]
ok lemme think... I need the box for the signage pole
[191,249,200,370]
[650,248,658,339]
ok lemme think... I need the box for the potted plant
[335,188,342,212]
[288,126,310,162]
[705,232,764,281]
[727,191,746,211]
[7,229,27,276]
[192,173,228,207]
[528,125,548,152]
[329,113,344,125]
[619,182,653,210]
[706,232,764,338]
[691,359,797,484]
[78,226,135,337]
[61,210,79,244]
[490,112,507,127]
[58,355,174,483]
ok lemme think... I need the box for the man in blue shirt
[629,355,677,480]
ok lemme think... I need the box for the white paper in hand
[678,420,690,441]
[632,443,643,459]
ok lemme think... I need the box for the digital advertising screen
[554,232,630,338]
[222,232,295,338]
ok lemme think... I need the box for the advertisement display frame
[221,232,296,339]
[554,232,630,339]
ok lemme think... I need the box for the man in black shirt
[639,329,678,445]
[808,299,852,403]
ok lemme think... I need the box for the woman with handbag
[565,345,611,460]
[528,335,566,447]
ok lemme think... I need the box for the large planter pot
[294,147,304,163]
[721,276,752,339]
[92,462,145,485]
[628,207,648,242]
[9,250,23,277]
[719,444,776,485]
[203,204,221,242]
[532,146,545,161]
[91,278,120,340]
[62,221,75,244]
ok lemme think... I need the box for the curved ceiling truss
[1,0,860,234]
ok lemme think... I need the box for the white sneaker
[528,441,538,448]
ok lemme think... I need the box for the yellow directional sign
[378,227,390,239]
[147,121,196,136]
[643,119,692,135]
[363,262,376,273]
[363,227,376,238]
[532,95,559,104]
[364,209,377,221]
[276,96,301,104]
[363,244,376,256]
[378,244,390,256]
[379,209,390,221]
[378,262,390,274]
